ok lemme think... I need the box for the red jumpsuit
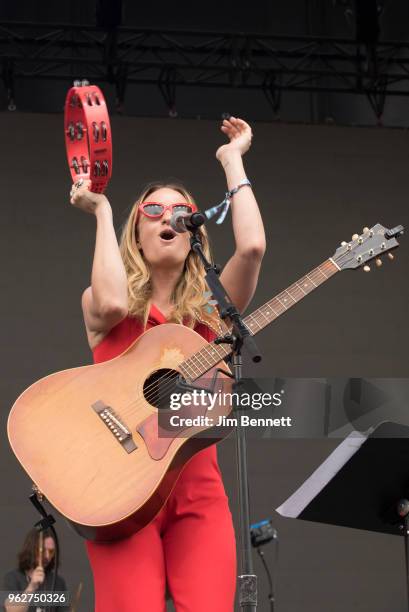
[86,304,237,612]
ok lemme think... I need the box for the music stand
[276,422,409,610]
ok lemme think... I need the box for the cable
[250,519,279,611]
[257,547,275,612]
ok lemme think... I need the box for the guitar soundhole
[143,368,180,411]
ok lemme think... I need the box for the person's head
[17,528,56,572]
[120,181,217,326]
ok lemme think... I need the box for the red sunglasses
[138,201,198,219]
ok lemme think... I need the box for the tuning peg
[362,227,370,233]
[352,234,359,240]
[341,241,347,247]
[375,258,382,267]
[363,265,371,272]
[388,252,395,260]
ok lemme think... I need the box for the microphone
[170,211,206,233]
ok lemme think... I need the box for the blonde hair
[119,181,219,329]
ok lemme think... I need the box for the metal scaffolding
[2,20,409,118]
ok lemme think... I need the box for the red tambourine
[64,81,112,193]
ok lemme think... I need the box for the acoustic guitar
[7,224,403,541]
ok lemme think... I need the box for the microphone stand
[189,225,262,611]
[29,488,59,612]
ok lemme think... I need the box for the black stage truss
[2,20,409,118]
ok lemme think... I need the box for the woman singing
[70,116,265,612]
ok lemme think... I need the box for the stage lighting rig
[2,58,16,111]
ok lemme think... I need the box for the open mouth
[159,229,176,241]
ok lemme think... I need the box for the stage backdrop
[1,112,408,611]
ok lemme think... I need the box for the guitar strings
[118,284,308,418]
[134,246,375,416]
[117,352,222,418]
[117,262,339,418]
[119,249,373,420]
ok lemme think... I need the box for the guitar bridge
[92,400,137,454]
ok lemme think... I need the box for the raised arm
[217,117,266,313]
[70,180,128,349]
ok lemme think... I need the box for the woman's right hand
[27,566,45,591]
[70,180,110,215]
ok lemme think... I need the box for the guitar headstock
[332,224,404,271]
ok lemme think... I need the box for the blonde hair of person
[119,181,220,330]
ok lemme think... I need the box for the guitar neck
[179,258,339,381]
[244,257,339,333]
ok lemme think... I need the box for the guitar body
[8,324,232,541]
[8,222,403,540]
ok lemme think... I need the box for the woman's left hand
[216,116,253,164]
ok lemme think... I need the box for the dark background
[1,1,409,611]
[1,113,408,611]
[2,0,409,126]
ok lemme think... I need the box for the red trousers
[86,446,236,611]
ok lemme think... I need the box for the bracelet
[204,178,252,225]
[227,178,252,199]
